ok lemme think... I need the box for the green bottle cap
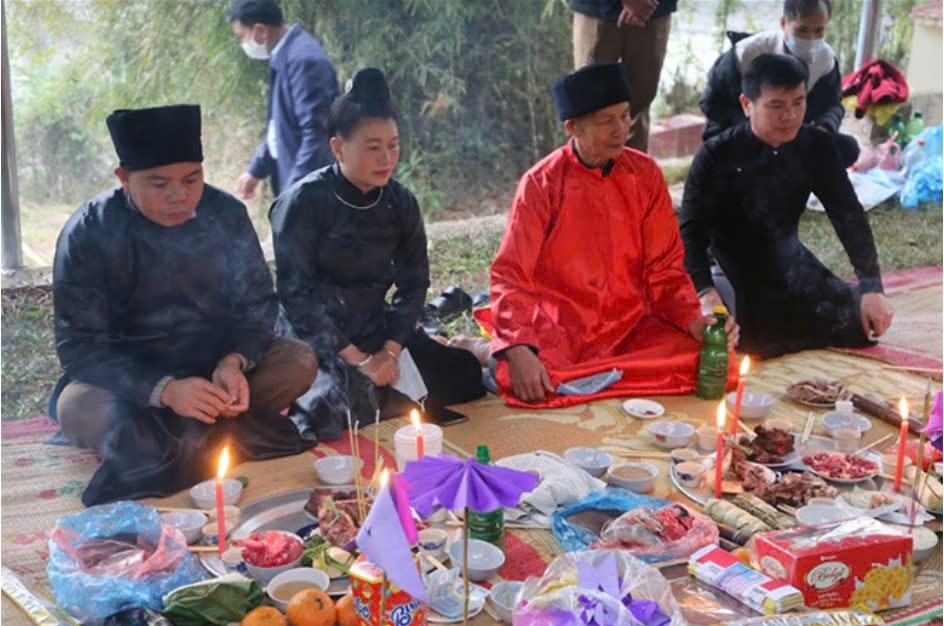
[475,445,491,464]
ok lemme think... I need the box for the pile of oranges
[240,589,360,626]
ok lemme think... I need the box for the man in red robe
[487,63,738,408]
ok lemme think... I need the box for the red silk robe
[488,142,736,408]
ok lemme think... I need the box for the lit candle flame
[739,356,751,377]
[380,468,389,489]
[410,409,422,433]
[899,396,908,419]
[217,446,230,480]
[716,401,725,430]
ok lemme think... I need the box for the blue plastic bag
[900,125,943,208]
[552,490,672,555]
[47,501,206,622]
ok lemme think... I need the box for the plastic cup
[696,425,718,451]
[394,423,444,471]
[832,427,861,453]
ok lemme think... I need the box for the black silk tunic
[52,185,307,505]
[270,164,430,359]
[680,124,883,358]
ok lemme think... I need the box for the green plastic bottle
[887,113,907,146]
[695,305,729,400]
[467,445,505,550]
[903,111,925,146]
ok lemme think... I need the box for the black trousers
[294,330,486,441]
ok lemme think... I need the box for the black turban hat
[551,63,632,121]
[106,104,203,171]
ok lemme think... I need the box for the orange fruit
[286,588,336,626]
[336,593,360,626]
[241,606,288,626]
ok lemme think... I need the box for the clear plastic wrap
[719,610,885,626]
[513,549,685,626]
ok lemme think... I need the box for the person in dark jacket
[698,0,859,167]
[229,0,339,198]
[51,104,318,506]
[570,0,678,153]
[270,68,486,440]
[681,55,894,359]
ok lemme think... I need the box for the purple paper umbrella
[400,453,539,516]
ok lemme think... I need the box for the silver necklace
[333,187,384,210]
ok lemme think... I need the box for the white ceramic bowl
[675,461,706,488]
[912,526,939,564]
[670,448,701,465]
[201,520,235,546]
[606,462,659,493]
[563,447,613,478]
[726,391,775,420]
[190,478,243,510]
[488,580,523,624]
[160,510,207,545]
[266,567,331,611]
[822,411,872,436]
[448,539,505,582]
[647,421,695,449]
[313,455,364,486]
[242,531,305,584]
[418,528,449,560]
[795,504,845,526]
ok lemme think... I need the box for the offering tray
[198,487,352,596]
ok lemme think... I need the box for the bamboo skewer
[608,447,671,459]
[801,411,815,445]
[853,433,894,456]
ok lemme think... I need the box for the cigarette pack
[688,545,804,614]
[349,554,428,626]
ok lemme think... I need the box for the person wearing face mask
[681,55,894,360]
[699,0,859,168]
[269,68,486,440]
[228,0,339,199]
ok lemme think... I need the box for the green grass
[2,201,941,422]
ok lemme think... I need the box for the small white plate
[622,399,665,419]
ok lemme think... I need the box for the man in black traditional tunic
[681,54,894,359]
[51,105,318,505]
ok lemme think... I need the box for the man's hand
[359,350,400,387]
[161,377,231,424]
[618,0,657,27]
[689,313,740,351]
[860,292,894,338]
[212,355,249,417]
[505,345,554,403]
[235,172,261,200]
[698,287,725,317]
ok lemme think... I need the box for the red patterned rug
[831,266,943,376]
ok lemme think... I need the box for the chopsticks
[445,519,549,531]
[853,433,894,456]
[156,506,210,514]
[187,545,220,553]
[800,411,815,445]
[609,448,671,459]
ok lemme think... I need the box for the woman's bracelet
[354,355,372,368]
[383,349,400,361]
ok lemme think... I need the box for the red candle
[411,410,424,458]
[730,357,751,435]
[893,397,909,492]
[215,447,230,557]
[714,402,725,499]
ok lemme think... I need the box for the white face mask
[786,36,824,60]
[241,34,270,60]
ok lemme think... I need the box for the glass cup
[832,427,861,453]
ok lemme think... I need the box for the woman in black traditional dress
[270,68,485,440]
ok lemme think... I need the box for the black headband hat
[346,67,391,103]
[106,104,203,171]
[551,62,632,121]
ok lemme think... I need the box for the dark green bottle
[467,445,505,550]
[695,305,729,400]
